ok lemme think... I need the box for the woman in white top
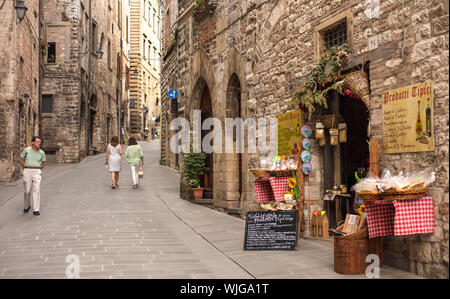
[105,136,123,189]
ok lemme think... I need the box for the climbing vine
[290,44,350,119]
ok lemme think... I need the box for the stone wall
[40,0,122,162]
[161,0,449,278]
[0,0,40,182]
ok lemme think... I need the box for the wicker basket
[319,114,343,129]
[269,169,294,177]
[343,69,370,111]
[357,191,381,202]
[249,168,271,178]
[380,182,427,201]
[335,226,368,240]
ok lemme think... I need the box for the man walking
[19,136,46,216]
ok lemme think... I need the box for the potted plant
[193,0,217,21]
[188,178,204,200]
[40,39,47,55]
[182,151,207,200]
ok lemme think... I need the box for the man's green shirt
[21,147,46,168]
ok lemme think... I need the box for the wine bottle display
[426,98,432,137]
[416,100,423,136]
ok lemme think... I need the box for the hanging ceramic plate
[300,150,311,163]
[301,125,313,138]
[302,162,312,175]
[302,138,312,150]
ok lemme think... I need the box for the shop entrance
[200,85,214,199]
[322,91,370,228]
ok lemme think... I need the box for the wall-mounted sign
[168,89,178,99]
[277,110,301,156]
[382,81,434,154]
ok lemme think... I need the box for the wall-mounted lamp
[96,33,104,59]
[15,0,28,21]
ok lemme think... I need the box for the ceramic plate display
[302,138,312,150]
[300,150,311,163]
[302,162,312,175]
[301,125,313,138]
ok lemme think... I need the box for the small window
[130,99,136,108]
[42,95,53,113]
[47,42,56,63]
[92,21,98,53]
[142,38,146,58]
[126,15,129,42]
[324,21,347,49]
[108,39,112,69]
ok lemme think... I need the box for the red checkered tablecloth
[255,177,290,203]
[365,196,435,239]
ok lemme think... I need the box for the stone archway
[186,49,217,200]
[220,47,251,214]
[224,73,243,210]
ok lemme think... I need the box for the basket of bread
[377,170,434,201]
[352,169,435,202]
[351,176,382,202]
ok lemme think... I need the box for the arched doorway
[89,94,97,154]
[200,85,213,198]
[80,97,87,158]
[226,73,243,208]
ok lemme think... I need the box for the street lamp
[79,33,104,59]
[15,0,28,21]
[96,46,103,59]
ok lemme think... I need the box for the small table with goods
[249,156,303,250]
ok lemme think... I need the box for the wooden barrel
[368,237,384,266]
[334,237,368,275]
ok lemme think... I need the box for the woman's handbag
[138,164,144,178]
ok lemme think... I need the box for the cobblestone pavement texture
[0,140,421,279]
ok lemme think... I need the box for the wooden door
[200,85,213,198]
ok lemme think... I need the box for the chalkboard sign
[244,211,299,251]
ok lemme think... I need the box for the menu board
[277,111,302,156]
[244,211,298,251]
[382,81,434,154]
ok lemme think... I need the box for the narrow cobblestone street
[0,140,420,279]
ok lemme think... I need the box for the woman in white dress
[105,136,123,189]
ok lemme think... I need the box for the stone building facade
[128,0,161,141]
[40,0,125,162]
[0,0,40,182]
[160,0,449,278]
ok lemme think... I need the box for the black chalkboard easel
[244,210,299,251]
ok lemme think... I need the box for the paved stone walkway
[0,140,421,279]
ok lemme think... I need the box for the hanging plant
[40,39,48,50]
[289,44,349,119]
[193,0,217,18]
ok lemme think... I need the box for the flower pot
[191,188,204,200]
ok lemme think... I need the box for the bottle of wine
[426,98,432,137]
[416,100,423,136]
